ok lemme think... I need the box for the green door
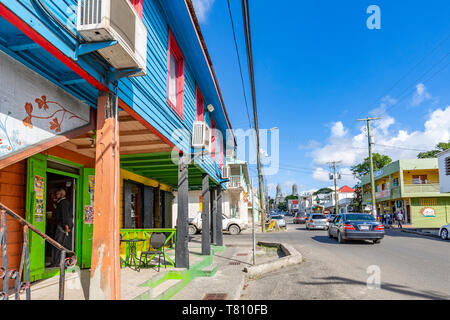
[25,154,47,281]
[80,168,95,268]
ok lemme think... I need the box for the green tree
[313,187,333,195]
[277,202,287,211]
[417,142,450,159]
[350,153,392,179]
[350,183,362,212]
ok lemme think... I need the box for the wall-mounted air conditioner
[77,0,147,76]
[192,121,210,149]
[222,165,230,180]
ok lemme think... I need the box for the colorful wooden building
[361,159,450,228]
[0,0,233,299]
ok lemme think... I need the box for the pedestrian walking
[396,211,403,229]
[387,213,391,226]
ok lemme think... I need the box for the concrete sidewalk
[172,245,254,300]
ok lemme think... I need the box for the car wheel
[228,224,241,235]
[440,228,449,240]
[373,239,381,244]
[188,225,197,235]
[337,231,345,244]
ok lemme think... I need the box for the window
[195,85,204,121]
[420,198,437,206]
[167,30,185,119]
[412,175,428,184]
[393,178,399,187]
[446,157,450,176]
[220,138,223,169]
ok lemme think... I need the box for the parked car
[306,214,329,230]
[293,213,307,224]
[188,213,247,235]
[439,224,449,240]
[328,213,384,244]
[269,215,286,228]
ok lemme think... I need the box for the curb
[400,228,440,239]
[243,241,303,278]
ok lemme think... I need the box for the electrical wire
[226,0,252,130]
[356,34,450,119]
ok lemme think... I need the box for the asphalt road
[225,216,450,300]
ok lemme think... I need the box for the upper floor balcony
[227,175,247,192]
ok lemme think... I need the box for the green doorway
[26,154,94,282]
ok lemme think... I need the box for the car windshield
[345,214,375,221]
[272,216,283,219]
[312,214,326,219]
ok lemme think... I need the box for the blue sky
[192,0,450,197]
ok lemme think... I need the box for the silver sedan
[306,214,329,230]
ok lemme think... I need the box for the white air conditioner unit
[222,165,230,180]
[192,121,210,149]
[77,0,147,76]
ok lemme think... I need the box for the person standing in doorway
[52,188,73,267]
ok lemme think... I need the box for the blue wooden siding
[0,0,227,183]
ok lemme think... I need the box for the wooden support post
[154,185,161,228]
[89,91,121,300]
[175,155,189,268]
[201,174,211,255]
[216,185,223,246]
[210,187,217,244]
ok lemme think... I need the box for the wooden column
[216,185,224,246]
[201,174,211,255]
[154,185,161,228]
[210,187,217,244]
[175,155,189,268]
[89,91,121,300]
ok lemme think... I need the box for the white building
[322,185,356,213]
[438,149,450,193]
[172,157,251,225]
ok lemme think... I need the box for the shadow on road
[297,276,449,300]
[310,235,376,245]
[384,229,444,242]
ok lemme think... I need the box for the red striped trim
[0,3,109,92]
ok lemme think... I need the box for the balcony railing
[227,175,243,189]
[403,183,440,193]
[0,203,76,300]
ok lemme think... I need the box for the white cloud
[309,101,450,184]
[331,121,347,138]
[191,0,215,23]
[411,83,432,106]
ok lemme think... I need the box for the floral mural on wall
[22,95,88,132]
[0,50,91,159]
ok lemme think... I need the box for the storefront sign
[34,175,44,222]
[374,169,384,178]
[0,51,90,159]
[84,175,95,224]
[420,207,436,217]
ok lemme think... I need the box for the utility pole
[251,179,256,265]
[328,161,341,215]
[241,0,266,232]
[356,117,381,219]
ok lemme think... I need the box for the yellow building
[361,159,450,228]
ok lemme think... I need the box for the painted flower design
[22,102,34,128]
[35,96,49,110]
[49,117,61,132]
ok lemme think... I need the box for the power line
[356,34,450,119]
[226,0,252,129]
[373,143,428,152]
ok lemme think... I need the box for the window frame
[166,29,185,120]
[195,85,204,121]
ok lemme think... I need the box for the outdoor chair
[139,233,167,272]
